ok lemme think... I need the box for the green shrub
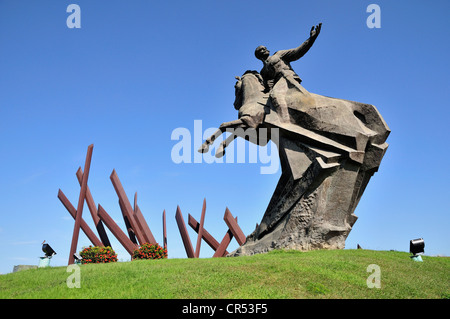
[133,243,167,260]
[79,246,118,264]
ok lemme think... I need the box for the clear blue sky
[0,0,449,274]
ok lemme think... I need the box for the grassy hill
[0,249,448,299]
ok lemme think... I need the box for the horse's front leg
[215,133,238,158]
[198,127,222,153]
[198,119,244,153]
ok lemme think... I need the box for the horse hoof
[198,144,209,153]
[215,148,225,158]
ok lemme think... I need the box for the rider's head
[255,45,270,61]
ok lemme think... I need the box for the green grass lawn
[0,249,448,299]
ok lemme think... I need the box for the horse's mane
[234,70,265,110]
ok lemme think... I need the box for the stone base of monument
[232,131,388,256]
[231,160,352,256]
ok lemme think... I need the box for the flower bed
[79,246,118,264]
[133,243,168,260]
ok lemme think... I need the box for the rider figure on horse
[253,23,322,122]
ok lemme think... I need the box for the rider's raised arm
[280,23,322,63]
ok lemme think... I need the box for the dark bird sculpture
[42,240,56,258]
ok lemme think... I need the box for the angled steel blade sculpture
[59,145,168,262]
[58,189,103,247]
[163,209,167,249]
[110,169,145,245]
[223,207,246,246]
[76,167,111,247]
[213,212,240,258]
[194,198,207,258]
[175,205,195,258]
[188,214,228,256]
[213,215,239,258]
[134,192,157,244]
[97,204,138,255]
[68,144,94,265]
[187,204,245,258]
[213,227,234,258]
[118,198,138,244]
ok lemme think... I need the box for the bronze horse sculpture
[199,70,389,164]
[199,24,390,255]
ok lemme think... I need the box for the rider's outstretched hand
[310,23,322,39]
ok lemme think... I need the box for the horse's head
[233,76,243,110]
[233,70,265,110]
